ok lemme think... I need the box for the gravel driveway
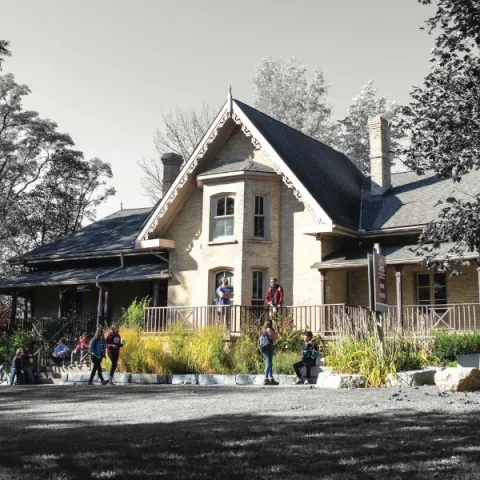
[1,384,480,479]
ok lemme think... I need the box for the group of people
[259,322,319,386]
[9,324,124,386]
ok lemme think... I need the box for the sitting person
[293,331,319,385]
[72,331,92,366]
[21,352,35,385]
[51,339,70,366]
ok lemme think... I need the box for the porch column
[395,265,404,331]
[104,288,109,318]
[58,289,64,319]
[9,291,18,331]
[97,285,104,327]
[153,281,160,307]
[319,270,326,305]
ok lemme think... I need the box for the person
[72,331,92,366]
[21,352,35,385]
[51,339,70,366]
[293,331,319,385]
[216,277,233,327]
[10,348,24,385]
[259,320,279,386]
[106,324,123,385]
[265,277,283,314]
[88,327,109,385]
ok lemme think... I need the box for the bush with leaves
[0,330,34,364]
[430,330,480,365]
[230,335,263,374]
[121,297,151,329]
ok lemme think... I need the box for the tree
[402,0,480,271]
[0,40,11,70]
[252,57,335,144]
[139,103,214,202]
[336,80,403,175]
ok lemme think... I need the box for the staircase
[37,362,92,385]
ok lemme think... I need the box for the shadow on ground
[0,387,479,479]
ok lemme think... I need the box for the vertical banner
[373,252,388,312]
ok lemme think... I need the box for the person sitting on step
[293,331,319,385]
[51,339,70,366]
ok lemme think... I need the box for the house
[1,92,480,334]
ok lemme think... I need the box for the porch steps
[37,364,91,384]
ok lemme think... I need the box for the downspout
[95,253,125,327]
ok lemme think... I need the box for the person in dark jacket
[88,327,109,385]
[106,324,123,385]
[293,331,319,385]
[265,277,283,314]
[22,352,35,385]
[10,348,24,385]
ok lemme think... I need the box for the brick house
[1,92,479,334]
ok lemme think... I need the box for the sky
[0,0,436,221]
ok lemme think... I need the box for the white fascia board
[232,101,333,229]
[135,100,231,244]
[134,238,176,250]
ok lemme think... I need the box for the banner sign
[368,252,388,313]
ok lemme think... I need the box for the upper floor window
[253,194,269,239]
[212,195,235,240]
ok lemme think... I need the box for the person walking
[88,327,109,385]
[106,324,123,385]
[293,331,319,385]
[265,277,283,315]
[259,320,279,386]
[10,348,24,385]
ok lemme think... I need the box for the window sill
[248,238,272,244]
[208,239,238,246]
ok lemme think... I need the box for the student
[51,339,70,366]
[259,320,279,386]
[105,324,123,385]
[21,352,35,385]
[216,277,233,327]
[88,327,109,385]
[293,331,319,385]
[10,348,24,385]
[265,277,283,314]
[72,331,92,366]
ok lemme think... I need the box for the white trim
[135,239,176,250]
[196,171,279,187]
[210,193,236,242]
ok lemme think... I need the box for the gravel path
[1,384,480,479]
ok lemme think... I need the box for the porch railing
[143,304,365,334]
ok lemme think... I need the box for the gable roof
[362,169,480,231]
[16,208,153,262]
[235,100,365,230]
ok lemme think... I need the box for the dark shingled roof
[199,159,276,176]
[18,208,153,261]
[0,262,169,290]
[361,169,480,231]
[235,100,364,229]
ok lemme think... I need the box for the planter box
[457,354,480,368]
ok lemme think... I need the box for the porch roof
[0,262,169,291]
[312,243,479,270]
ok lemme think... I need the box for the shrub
[0,330,35,364]
[186,326,231,373]
[273,351,298,375]
[231,335,263,374]
[121,297,151,329]
[272,316,304,353]
[431,330,480,365]
[165,324,192,373]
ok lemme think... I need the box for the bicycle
[0,361,10,385]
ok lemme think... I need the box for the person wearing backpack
[293,331,319,385]
[259,320,279,386]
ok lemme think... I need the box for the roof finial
[228,85,233,115]
[120,201,123,210]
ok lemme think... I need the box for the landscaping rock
[130,374,165,384]
[235,374,264,385]
[316,372,366,389]
[299,366,322,378]
[66,373,92,383]
[169,374,198,385]
[387,370,436,388]
[198,374,236,386]
[107,373,131,384]
[457,354,480,369]
[435,367,480,392]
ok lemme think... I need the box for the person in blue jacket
[88,327,109,385]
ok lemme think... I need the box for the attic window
[212,195,235,240]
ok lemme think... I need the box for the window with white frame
[212,195,235,240]
[252,270,266,306]
[253,194,269,239]
[417,272,447,306]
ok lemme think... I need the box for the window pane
[434,273,446,287]
[434,286,447,302]
[418,274,430,287]
[226,197,235,215]
[254,216,265,237]
[225,217,234,236]
[214,218,226,238]
[255,196,263,215]
[418,287,430,303]
[216,198,225,216]
[253,271,259,298]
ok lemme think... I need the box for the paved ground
[1,384,480,479]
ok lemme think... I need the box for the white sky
[0,0,435,220]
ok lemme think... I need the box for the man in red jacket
[265,276,283,314]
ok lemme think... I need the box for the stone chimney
[161,152,183,196]
[368,116,391,196]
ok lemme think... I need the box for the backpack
[258,332,271,353]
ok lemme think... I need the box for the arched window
[213,270,234,305]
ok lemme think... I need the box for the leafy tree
[336,80,403,175]
[252,57,335,144]
[403,0,480,271]
[0,40,11,70]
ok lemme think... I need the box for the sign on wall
[368,251,388,313]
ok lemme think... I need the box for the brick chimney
[161,152,183,196]
[368,116,391,196]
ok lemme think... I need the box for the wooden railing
[143,304,366,334]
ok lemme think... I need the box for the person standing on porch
[265,277,283,315]
[106,324,123,385]
[88,328,108,385]
[216,277,233,327]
